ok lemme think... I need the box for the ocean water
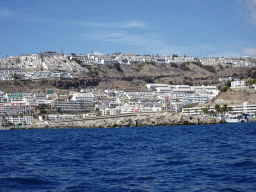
[0,123,256,192]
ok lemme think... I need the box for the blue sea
[1,123,256,192]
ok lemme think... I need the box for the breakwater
[23,112,222,129]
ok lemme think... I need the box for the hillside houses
[0,52,255,73]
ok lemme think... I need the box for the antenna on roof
[61,45,63,55]
[60,45,66,55]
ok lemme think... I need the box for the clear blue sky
[1,0,256,58]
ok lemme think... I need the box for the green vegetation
[85,65,91,71]
[11,73,20,79]
[39,109,47,115]
[184,76,192,81]
[72,58,82,64]
[170,63,178,68]
[182,80,193,86]
[179,103,197,112]
[145,60,156,65]
[143,75,154,83]
[226,80,231,87]
[214,104,221,115]
[96,111,102,116]
[92,70,99,76]
[126,76,133,81]
[114,63,123,72]
[213,104,233,115]
[246,67,256,78]
[247,78,256,87]
[179,63,190,71]
[218,64,223,69]
[192,61,216,73]
[227,106,232,113]
[85,65,98,76]
[201,107,210,114]
[183,76,193,85]
[221,104,228,115]
[220,86,228,92]
[106,64,113,69]
[132,63,143,71]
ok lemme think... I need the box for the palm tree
[202,107,209,114]
[227,106,232,114]
[222,104,228,116]
[247,79,253,88]
[215,104,221,115]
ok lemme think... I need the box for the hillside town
[0,51,256,127]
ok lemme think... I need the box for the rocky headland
[4,112,223,130]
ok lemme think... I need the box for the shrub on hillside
[192,61,216,73]
[114,63,123,72]
[179,63,190,71]
[126,76,133,81]
[220,86,228,92]
[144,75,154,83]
[170,63,178,68]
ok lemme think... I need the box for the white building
[182,102,256,116]
[0,115,33,125]
[69,92,96,102]
[53,100,94,112]
[0,90,4,103]
[146,84,169,91]
[0,102,31,116]
[231,80,247,89]
[219,77,232,83]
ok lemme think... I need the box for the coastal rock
[24,112,222,130]
[191,117,199,124]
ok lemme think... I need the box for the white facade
[231,81,246,88]
[0,90,4,103]
[53,100,94,112]
[219,77,232,83]
[182,102,256,115]
[0,102,31,116]
[0,115,33,125]
[146,84,169,90]
[70,92,95,102]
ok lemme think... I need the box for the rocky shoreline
[0,113,223,130]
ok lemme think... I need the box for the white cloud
[211,51,242,58]
[77,30,245,58]
[122,22,147,28]
[241,48,256,56]
[241,0,256,25]
[95,33,126,39]
[93,51,103,55]
[75,21,147,28]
